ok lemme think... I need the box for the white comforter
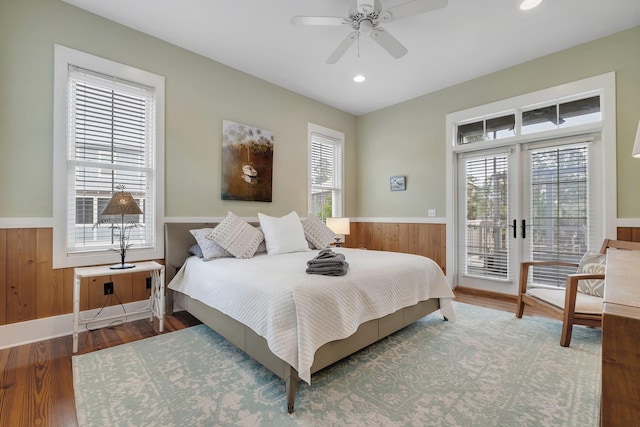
[168,248,455,384]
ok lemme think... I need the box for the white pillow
[190,228,232,260]
[206,212,264,259]
[258,211,310,255]
[302,216,336,249]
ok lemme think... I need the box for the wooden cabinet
[601,249,640,426]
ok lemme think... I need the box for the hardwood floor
[0,290,547,427]
[0,311,201,427]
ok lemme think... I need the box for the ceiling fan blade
[370,28,408,59]
[326,31,359,64]
[291,16,348,26]
[381,0,447,22]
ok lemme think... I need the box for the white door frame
[445,73,617,294]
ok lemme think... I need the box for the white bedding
[168,247,455,384]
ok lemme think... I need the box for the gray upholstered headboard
[164,222,217,285]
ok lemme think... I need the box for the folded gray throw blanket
[306,249,349,276]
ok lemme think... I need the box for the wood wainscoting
[2,224,640,328]
[0,228,155,326]
[343,222,446,273]
[617,227,640,242]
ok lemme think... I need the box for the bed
[164,221,455,413]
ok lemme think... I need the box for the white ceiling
[62,0,640,116]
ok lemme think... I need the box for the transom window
[457,94,601,145]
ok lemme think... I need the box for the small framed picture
[390,175,406,191]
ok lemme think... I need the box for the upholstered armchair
[516,239,640,347]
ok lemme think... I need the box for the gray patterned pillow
[206,212,264,259]
[302,216,336,249]
[255,227,267,254]
[189,228,232,260]
[577,251,606,297]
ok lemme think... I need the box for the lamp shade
[326,217,350,235]
[633,119,640,158]
[100,191,143,216]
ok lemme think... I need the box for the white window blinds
[528,143,594,287]
[310,131,343,220]
[463,154,510,279]
[66,65,156,254]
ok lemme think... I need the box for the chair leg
[560,322,573,347]
[561,275,579,347]
[515,296,525,318]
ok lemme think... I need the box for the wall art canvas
[390,175,406,191]
[221,120,274,202]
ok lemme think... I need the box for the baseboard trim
[454,286,518,303]
[0,300,155,350]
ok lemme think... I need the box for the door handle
[521,219,526,239]
[510,219,517,239]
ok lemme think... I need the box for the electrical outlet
[103,282,114,295]
[145,277,152,289]
[428,209,436,217]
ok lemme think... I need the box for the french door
[456,135,601,291]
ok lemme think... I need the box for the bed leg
[284,367,298,413]
[165,289,174,316]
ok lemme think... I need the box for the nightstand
[72,261,165,353]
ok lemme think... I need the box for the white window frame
[445,72,617,287]
[308,123,345,219]
[53,45,165,268]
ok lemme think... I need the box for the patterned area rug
[73,302,601,426]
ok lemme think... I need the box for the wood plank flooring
[0,290,551,427]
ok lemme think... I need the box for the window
[457,95,602,143]
[446,72,616,294]
[53,45,165,268]
[457,113,516,145]
[463,153,510,279]
[308,123,344,221]
[522,96,601,134]
[528,143,594,287]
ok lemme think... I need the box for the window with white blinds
[53,45,164,268]
[67,65,155,253]
[464,154,510,279]
[528,143,594,287]
[308,125,344,220]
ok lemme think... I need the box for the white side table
[72,261,165,353]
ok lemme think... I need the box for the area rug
[73,302,601,426]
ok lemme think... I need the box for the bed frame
[164,222,444,413]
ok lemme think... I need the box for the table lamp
[326,217,350,247]
[100,188,143,269]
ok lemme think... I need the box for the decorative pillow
[258,211,310,255]
[189,228,232,260]
[188,244,204,258]
[255,227,267,254]
[577,251,607,297]
[302,216,336,249]
[206,212,264,259]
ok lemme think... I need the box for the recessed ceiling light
[353,74,366,83]
[520,0,542,10]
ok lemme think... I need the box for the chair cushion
[527,288,603,315]
[577,251,607,297]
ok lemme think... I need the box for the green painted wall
[1,0,638,222]
[356,26,640,219]
[0,0,357,219]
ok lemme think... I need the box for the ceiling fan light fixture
[353,74,366,83]
[520,0,542,10]
[359,19,374,34]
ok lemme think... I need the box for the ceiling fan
[291,0,448,64]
